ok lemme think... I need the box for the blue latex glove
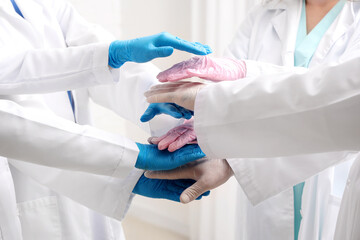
[140,103,193,122]
[135,143,205,171]
[132,174,210,202]
[108,32,212,68]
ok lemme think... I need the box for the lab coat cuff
[243,60,266,78]
[193,84,218,158]
[226,158,263,205]
[112,139,139,178]
[244,60,308,78]
[114,169,144,220]
[92,43,117,84]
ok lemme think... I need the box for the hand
[108,32,212,68]
[157,56,247,82]
[148,118,197,152]
[135,143,205,171]
[140,103,193,122]
[132,174,210,202]
[145,81,205,111]
[145,159,233,203]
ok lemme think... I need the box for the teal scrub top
[293,0,345,239]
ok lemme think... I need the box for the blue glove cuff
[108,40,130,68]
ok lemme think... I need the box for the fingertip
[183,112,192,120]
[158,144,167,151]
[140,115,151,122]
[180,194,191,204]
[157,47,174,58]
[144,171,153,178]
[203,190,211,196]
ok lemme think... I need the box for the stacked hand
[145,158,233,203]
[133,142,207,202]
[109,32,212,68]
[133,174,210,202]
[148,118,196,152]
[135,55,243,202]
[157,56,247,82]
[145,81,205,111]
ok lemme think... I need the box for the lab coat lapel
[310,2,355,66]
[270,0,303,66]
[13,0,46,47]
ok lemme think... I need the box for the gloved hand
[157,56,247,82]
[132,174,210,202]
[109,32,212,68]
[140,103,193,122]
[145,81,205,111]
[148,119,197,152]
[145,158,233,204]
[135,143,205,171]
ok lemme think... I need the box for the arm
[0,99,138,177]
[194,57,360,159]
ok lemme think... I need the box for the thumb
[155,47,174,58]
[144,167,193,180]
[140,107,156,122]
[180,181,207,204]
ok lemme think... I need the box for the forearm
[0,99,138,177]
[195,57,360,159]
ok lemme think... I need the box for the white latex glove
[145,158,233,203]
[145,81,205,111]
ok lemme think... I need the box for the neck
[306,0,339,6]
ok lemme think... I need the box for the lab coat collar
[310,2,357,66]
[265,0,292,10]
[270,0,302,66]
[14,0,45,27]
[8,0,47,47]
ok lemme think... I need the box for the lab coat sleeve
[194,56,360,159]
[0,99,139,178]
[226,152,358,205]
[53,0,182,136]
[0,43,114,95]
[9,160,142,221]
[0,0,118,95]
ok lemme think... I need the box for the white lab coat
[194,0,360,239]
[0,0,173,239]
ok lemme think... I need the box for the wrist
[108,40,130,68]
[134,142,144,169]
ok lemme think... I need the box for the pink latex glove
[157,56,247,82]
[148,119,197,152]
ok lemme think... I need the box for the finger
[140,106,157,122]
[146,93,175,104]
[195,190,211,200]
[180,181,208,204]
[157,129,185,150]
[195,43,213,54]
[145,167,194,180]
[154,47,174,58]
[181,109,193,120]
[148,136,161,145]
[177,105,193,119]
[168,130,197,152]
[147,81,196,93]
[173,144,205,165]
[156,33,210,55]
[160,103,184,119]
[144,88,176,98]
